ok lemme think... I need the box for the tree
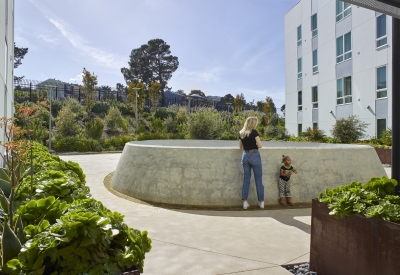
[98,85,113,101]
[81,68,98,113]
[116,83,125,101]
[176,89,186,96]
[189,90,205,97]
[221,94,234,104]
[148,81,162,110]
[14,43,28,82]
[233,93,246,111]
[331,115,369,143]
[127,81,146,113]
[121,38,179,90]
[263,96,277,124]
[256,101,264,112]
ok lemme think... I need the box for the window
[336,0,352,22]
[298,91,302,111]
[377,119,386,138]
[312,49,318,73]
[313,123,318,129]
[377,65,387,98]
[312,86,318,108]
[298,58,302,79]
[376,14,387,48]
[297,25,302,46]
[311,14,318,37]
[298,124,303,136]
[337,76,352,105]
[336,32,352,63]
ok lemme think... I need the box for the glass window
[377,65,387,98]
[298,91,302,111]
[336,32,352,63]
[312,49,318,73]
[376,14,387,48]
[298,58,302,79]
[298,124,303,136]
[312,86,318,108]
[311,14,318,37]
[377,119,386,138]
[297,25,302,46]
[337,76,352,105]
[336,0,352,22]
[313,123,318,129]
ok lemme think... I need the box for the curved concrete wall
[111,140,386,207]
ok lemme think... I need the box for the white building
[1,0,15,164]
[285,0,392,138]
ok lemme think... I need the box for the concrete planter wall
[111,140,386,207]
[375,148,391,165]
[310,199,400,275]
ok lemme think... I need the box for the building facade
[1,0,15,165]
[285,0,392,138]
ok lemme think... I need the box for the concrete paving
[59,153,392,275]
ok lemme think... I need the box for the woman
[238,117,264,210]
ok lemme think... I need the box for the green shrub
[154,107,175,120]
[102,135,133,150]
[151,117,164,133]
[52,136,102,152]
[302,127,326,142]
[187,108,222,139]
[331,115,369,143]
[51,98,64,117]
[116,102,134,116]
[380,128,392,146]
[104,106,127,132]
[176,107,188,124]
[64,97,85,115]
[86,117,104,139]
[55,106,82,137]
[265,126,289,140]
[163,115,177,133]
[92,101,110,114]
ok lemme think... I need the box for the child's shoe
[243,200,250,210]
[286,197,294,206]
[258,201,264,209]
[279,197,286,206]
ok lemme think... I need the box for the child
[279,155,297,206]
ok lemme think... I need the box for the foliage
[176,107,187,125]
[52,137,102,152]
[148,81,162,110]
[263,96,277,125]
[318,177,400,223]
[380,128,392,146]
[151,118,164,134]
[15,102,50,143]
[233,93,246,111]
[189,90,205,97]
[163,116,177,133]
[302,127,326,142]
[50,99,64,117]
[81,68,98,112]
[127,82,146,113]
[331,115,369,143]
[92,101,111,114]
[55,106,81,137]
[187,108,222,139]
[86,117,104,140]
[265,126,289,140]
[221,94,234,104]
[176,89,186,96]
[104,107,128,133]
[154,107,176,120]
[14,43,29,82]
[64,97,85,116]
[121,38,179,89]
[102,136,133,151]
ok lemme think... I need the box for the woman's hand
[255,136,262,148]
[239,140,244,149]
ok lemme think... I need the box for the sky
[14,0,298,108]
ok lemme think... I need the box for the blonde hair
[239,117,258,139]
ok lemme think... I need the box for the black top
[280,165,294,181]
[239,129,259,150]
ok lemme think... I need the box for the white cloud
[174,66,223,83]
[237,86,285,108]
[29,0,125,71]
[36,34,59,45]
[69,73,83,84]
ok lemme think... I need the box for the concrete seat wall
[111,140,386,207]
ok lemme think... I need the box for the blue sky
[15,0,298,108]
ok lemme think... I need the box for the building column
[393,17,400,194]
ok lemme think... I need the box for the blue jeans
[241,149,264,201]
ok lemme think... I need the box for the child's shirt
[280,165,293,181]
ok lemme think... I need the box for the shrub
[54,106,81,137]
[265,126,289,140]
[331,115,369,143]
[302,127,326,142]
[176,107,188,125]
[163,115,177,133]
[102,135,133,150]
[115,102,134,116]
[154,107,176,120]
[104,106,127,132]
[151,117,164,133]
[52,136,102,152]
[86,117,104,139]
[92,101,110,114]
[64,97,85,115]
[51,98,64,117]
[380,128,392,146]
[187,108,222,139]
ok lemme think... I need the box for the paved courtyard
[60,153,391,275]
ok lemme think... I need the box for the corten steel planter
[310,199,400,275]
[375,148,392,165]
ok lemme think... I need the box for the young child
[279,155,298,206]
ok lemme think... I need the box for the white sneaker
[258,201,264,209]
[243,201,250,210]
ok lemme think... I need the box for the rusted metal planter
[119,267,140,275]
[310,199,400,275]
[375,148,392,165]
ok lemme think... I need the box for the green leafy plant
[302,127,326,142]
[187,108,222,139]
[86,117,104,139]
[331,115,369,143]
[104,107,128,133]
